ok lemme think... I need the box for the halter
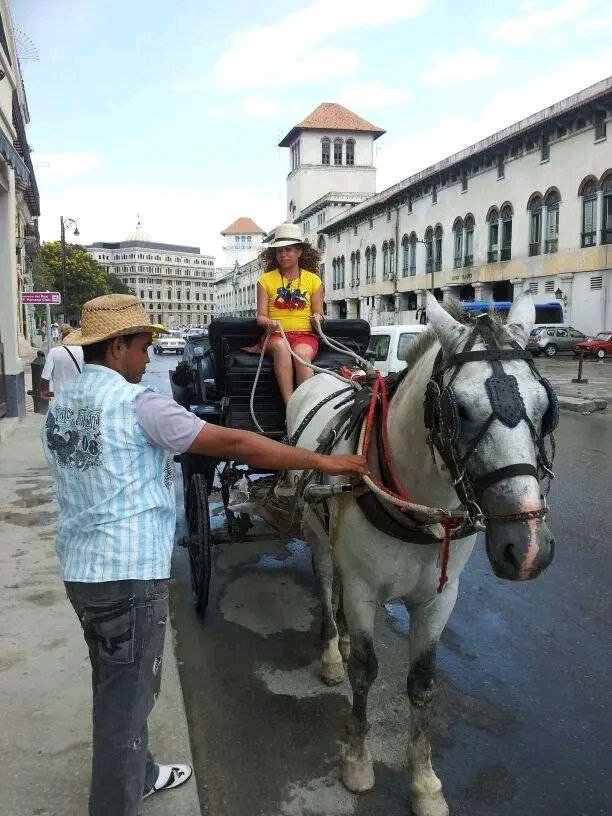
[424,314,558,530]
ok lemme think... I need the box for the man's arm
[39,350,54,401]
[188,423,367,477]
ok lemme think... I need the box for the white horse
[283,293,555,816]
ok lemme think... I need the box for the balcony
[529,242,541,256]
[545,239,558,254]
[601,228,612,245]
[487,250,498,263]
[453,257,463,269]
[581,232,596,248]
[500,246,512,261]
[464,254,473,267]
[434,260,442,272]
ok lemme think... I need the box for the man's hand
[39,389,51,402]
[317,453,368,477]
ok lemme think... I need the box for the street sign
[20,291,61,305]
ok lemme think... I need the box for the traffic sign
[21,291,61,305]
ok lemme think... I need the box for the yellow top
[258,268,323,332]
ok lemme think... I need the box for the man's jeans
[65,579,169,816]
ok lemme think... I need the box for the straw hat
[63,294,169,346]
[269,222,305,248]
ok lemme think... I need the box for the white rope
[312,318,373,372]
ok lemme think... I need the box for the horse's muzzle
[486,519,555,581]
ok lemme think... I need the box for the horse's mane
[403,303,507,369]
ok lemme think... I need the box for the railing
[464,254,473,267]
[410,264,416,275]
[545,238,558,254]
[454,257,463,268]
[426,260,433,273]
[487,250,498,263]
[601,228,612,245]
[529,242,541,256]
[500,246,512,261]
[434,260,442,272]
[581,232,596,247]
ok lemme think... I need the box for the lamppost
[60,216,80,323]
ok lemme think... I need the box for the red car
[575,331,612,359]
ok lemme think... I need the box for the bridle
[424,314,558,530]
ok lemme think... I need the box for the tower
[220,217,266,268]
[278,103,385,221]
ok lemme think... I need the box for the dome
[125,217,152,242]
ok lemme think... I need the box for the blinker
[485,375,525,428]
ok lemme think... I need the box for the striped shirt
[42,365,176,582]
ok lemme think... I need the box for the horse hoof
[411,791,450,816]
[320,661,344,686]
[342,754,374,793]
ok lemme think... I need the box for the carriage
[169,317,371,617]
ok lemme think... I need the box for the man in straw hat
[39,323,84,401]
[42,294,367,815]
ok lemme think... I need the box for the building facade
[86,222,216,327]
[0,0,40,420]
[315,80,611,335]
[220,216,265,269]
[215,257,260,318]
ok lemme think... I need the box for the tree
[33,242,134,321]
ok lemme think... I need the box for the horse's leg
[303,507,344,685]
[405,582,458,816]
[341,582,378,793]
[335,580,351,661]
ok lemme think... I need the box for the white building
[0,0,40,421]
[86,221,216,327]
[216,257,260,318]
[220,217,265,268]
[312,80,611,335]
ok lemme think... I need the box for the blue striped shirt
[42,365,176,582]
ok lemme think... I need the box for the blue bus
[461,300,563,324]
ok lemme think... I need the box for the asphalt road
[145,352,612,816]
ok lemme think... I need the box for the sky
[11,0,612,260]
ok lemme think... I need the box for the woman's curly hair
[258,242,322,274]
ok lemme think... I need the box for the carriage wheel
[186,473,212,618]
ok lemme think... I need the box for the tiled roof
[279,103,385,146]
[221,217,265,235]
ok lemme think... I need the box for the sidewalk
[0,413,201,816]
[534,356,610,412]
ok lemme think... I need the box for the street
[145,352,611,816]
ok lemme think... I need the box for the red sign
[21,291,61,305]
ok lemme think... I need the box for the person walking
[42,294,367,816]
[248,223,324,404]
[39,323,84,401]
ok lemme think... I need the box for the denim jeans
[65,579,169,816]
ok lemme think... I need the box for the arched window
[389,239,396,278]
[370,245,377,282]
[382,241,389,278]
[350,252,356,285]
[528,194,543,256]
[355,250,361,284]
[453,218,463,268]
[487,207,499,262]
[434,225,443,272]
[317,234,326,252]
[401,234,410,277]
[340,256,345,288]
[409,233,417,275]
[365,247,371,282]
[346,139,355,166]
[601,172,612,245]
[500,204,513,261]
[544,190,560,253]
[321,138,330,165]
[424,227,433,274]
[464,215,474,267]
[334,138,343,166]
[580,178,598,247]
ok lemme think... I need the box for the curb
[558,396,608,414]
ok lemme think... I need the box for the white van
[367,324,429,375]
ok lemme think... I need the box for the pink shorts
[246,331,319,358]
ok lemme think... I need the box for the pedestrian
[42,294,367,816]
[39,323,84,401]
[51,322,60,342]
[245,222,324,404]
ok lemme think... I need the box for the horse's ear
[426,293,469,356]
[506,294,535,349]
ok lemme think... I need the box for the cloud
[214,0,427,90]
[33,151,102,182]
[338,83,412,111]
[422,49,501,86]
[487,0,592,45]
[240,94,281,118]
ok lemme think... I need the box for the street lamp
[414,236,435,294]
[60,216,80,323]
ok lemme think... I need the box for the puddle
[0,510,57,527]
[24,590,59,606]
[11,495,55,508]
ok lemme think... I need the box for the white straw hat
[269,222,305,248]
[63,294,168,346]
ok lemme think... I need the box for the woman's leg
[293,343,316,386]
[266,336,294,404]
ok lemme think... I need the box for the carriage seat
[207,318,370,437]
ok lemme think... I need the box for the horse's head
[426,293,555,581]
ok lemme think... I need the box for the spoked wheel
[186,473,212,618]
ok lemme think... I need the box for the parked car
[367,325,428,374]
[152,329,186,355]
[575,331,612,359]
[527,325,587,357]
[186,327,208,339]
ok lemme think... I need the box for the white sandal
[142,763,192,799]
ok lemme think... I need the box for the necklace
[280,268,301,290]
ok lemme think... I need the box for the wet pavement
[146,353,612,816]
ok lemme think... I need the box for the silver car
[528,325,587,357]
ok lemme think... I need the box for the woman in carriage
[247,222,325,403]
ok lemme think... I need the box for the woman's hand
[265,319,280,334]
[310,313,323,331]
[318,453,368,477]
